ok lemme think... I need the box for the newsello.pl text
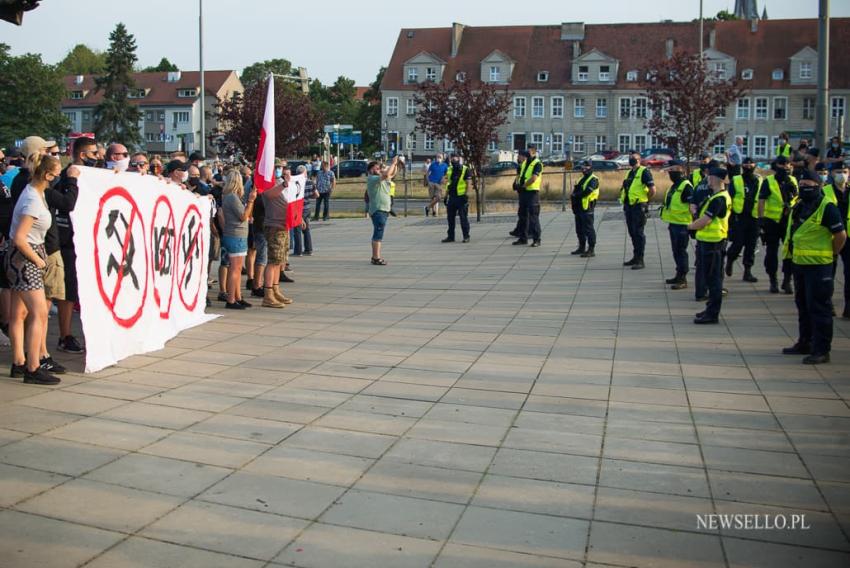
[697,514,811,531]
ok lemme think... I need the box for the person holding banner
[6,154,65,385]
[260,169,295,309]
[219,170,256,310]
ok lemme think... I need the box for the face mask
[833,143,840,149]
[628,157,638,167]
[82,157,98,167]
[274,167,282,178]
[180,171,189,183]
[819,174,829,183]
[48,175,60,189]
[834,173,847,184]
[774,168,787,180]
[668,171,683,183]
[107,157,130,172]
[743,167,755,177]
[799,185,819,202]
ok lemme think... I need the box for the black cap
[527,144,537,150]
[165,159,188,174]
[798,169,821,183]
[698,152,710,160]
[808,147,820,158]
[742,157,755,166]
[188,151,205,162]
[518,150,530,158]
[815,162,828,171]
[708,166,728,180]
[580,160,592,168]
[774,156,789,166]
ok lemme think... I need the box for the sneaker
[441,237,455,243]
[292,252,302,257]
[782,342,811,355]
[530,241,541,248]
[40,356,66,374]
[225,302,246,310]
[10,363,25,378]
[238,299,252,308]
[511,239,528,246]
[802,353,830,365]
[424,206,429,216]
[23,367,60,385]
[217,292,228,302]
[251,288,265,298]
[280,273,295,284]
[245,278,254,290]
[462,237,470,243]
[304,251,313,256]
[58,335,85,354]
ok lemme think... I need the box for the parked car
[588,160,620,171]
[482,161,519,176]
[642,153,675,168]
[612,154,632,167]
[599,149,620,160]
[640,148,675,159]
[287,160,309,174]
[336,159,369,178]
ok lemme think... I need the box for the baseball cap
[798,169,821,183]
[527,144,537,150]
[815,162,828,171]
[274,157,284,167]
[708,166,728,180]
[774,156,789,166]
[188,151,205,162]
[164,159,188,174]
[742,157,755,166]
[20,136,54,158]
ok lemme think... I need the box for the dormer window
[537,71,549,82]
[425,67,436,81]
[70,90,84,100]
[800,61,812,79]
[578,66,588,82]
[772,68,784,80]
[128,88,147,98]
[456,71,466,82]
[741,69,753,80]
[713,62,727,80]
[489,66,501,82]
[599,66,610,82]
[177,88,197,98]
[407,67,418,83]
[626,70,638,82]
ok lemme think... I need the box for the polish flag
[284,173,306,230]
[253,74,275,193]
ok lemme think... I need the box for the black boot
[782,342,811,355]
[769,274,779,294]
[581,248,595,258]
[571,246,586,255]
[725,257,734,277]
[631,258,645,270]
[742,266,758,283]
[623,257,637,266]
[665,272,681,284]
[671,276,688,290]
[781,274,793,294]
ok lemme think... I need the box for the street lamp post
[199,0,205,157]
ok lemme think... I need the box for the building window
[386,97,398,116]
[803,97,815,120]
[772,97,787,120]
[618,134,631,154]
[63,111,76,122]
[488,139,498,151]
[444,138,454,151]
[574,98,585,118]
[406,99,416,116]
[595,135,607,153]
[129,88,146,98]
[490,66,501,82]
[551,96,564,119]
[177,88,196,98]
[424,133,434,151]
[714,62,727,80]
[832,97,845,119]
[800,61,812,80]
[633,135,647,152]
[425,67,436,81]
[532,97,545,119]
[772,69,784,81]
[70,91,83,100]
[573,135,585,154]
[407,67,418,83]
[145,111,154,121]
[552,133,564,154]
[82,111,90,121]
[599,65,610,82]
[620,98,631,119]
[634,97,648,119]
[513,97,526,118]
[736,98,750,120]
[651,135,664,148]
[771,136,780,152]
[717,104,727,119]
[741,69,753,80]
[754,97,768,120]
[753,136,768,158]
[175,111,190,123]
[531,132,544,149]
[158,111,165,121]
[537,71,549,82]
[596,98,607,118]
[626,70,638,82]
[145,132,156,142]
[455,71,466,82]
[578,65,588,82]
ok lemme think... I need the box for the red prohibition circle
[150,195,176,319]
[177,203,204,312]
[92,187,149,329]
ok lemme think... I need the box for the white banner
[71,168,217,373]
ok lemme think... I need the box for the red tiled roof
[382,18,850,92]
[61,70,238,108]
[354,86,369,100]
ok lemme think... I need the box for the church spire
[734,0,760,20]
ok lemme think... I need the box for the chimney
[451,22,465,58]
[665,39,674,59]
[750,18,758,33]
[560,22,585,41]
[74,75,84,85]
[573,41,581,59]
[709,29,716,49]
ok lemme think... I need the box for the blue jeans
[668,223,690,276]
[253,230,268,266]
[315,193,331,220]
[293,217,313,254]
[371,211,388,241]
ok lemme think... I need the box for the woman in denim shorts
[219,170,256,309]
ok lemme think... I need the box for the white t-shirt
[10,185,51,245]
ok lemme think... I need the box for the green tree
[715,9,738,21]
[141,57,178,73]
[0,43,68,146]
[310,75,359,125]
[57,44,106,75]
[93,23,142,146]
[356,67,384,154]
[240,58,294,88]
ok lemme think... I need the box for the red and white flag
[253,74,275,193]
[284,173,306,230]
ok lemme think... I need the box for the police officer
[570,160,599,257]
[816,162,835,203]
[691,153,711,188]
[758,156,798,293]
[776,132,792,159]
[442,153,471,243]
[690,160,718,301]
[660,159,693,289]
[829,163,850,318]
[621,151,655,269]
[725,157,761,282]
[509,151,528,239]
[688,166,731,324]
[781,170,847,364]
[512,144,543,247]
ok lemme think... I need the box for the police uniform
[692,169,731,324]
[776,141,792,158]
[690,165,715,300]
[828,177,850,318]
[781,175,847,364]
[758,160,798,293]
[570,165,599,257]
[621,162,654,269]
[509,152,529,238]
[443,161,471,243]
[725,163,762,282]
[513,152,543,246]
[660,164,693,288]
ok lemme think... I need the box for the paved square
[1,209,849,567]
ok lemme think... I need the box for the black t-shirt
[702,191,728,220]
[45,166,80,254]
[759,175,797,205]
[834,185,849,227]
[691,180,712,213]
[0,175,13,240]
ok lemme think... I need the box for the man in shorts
[425,153,448,217]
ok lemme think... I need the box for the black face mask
[743,167,755,177]
[799,185,819,202]
[774,169,788,181]
[668,171,683,184]
[81,157,98,167]
[628,157,638,167]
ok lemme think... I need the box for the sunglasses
[112,152,129,157]
[49,151,61,156]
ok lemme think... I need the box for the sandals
[371,257,387,266]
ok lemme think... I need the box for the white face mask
[180,171,189,183]
[107,157,130,172]
[274,167,283,178]
[834,173,847,184]
[820,174,829,183]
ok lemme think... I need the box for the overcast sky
[3,0,846,85]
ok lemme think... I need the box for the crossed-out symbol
[151,195,176,318]
[177,204,204,311]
